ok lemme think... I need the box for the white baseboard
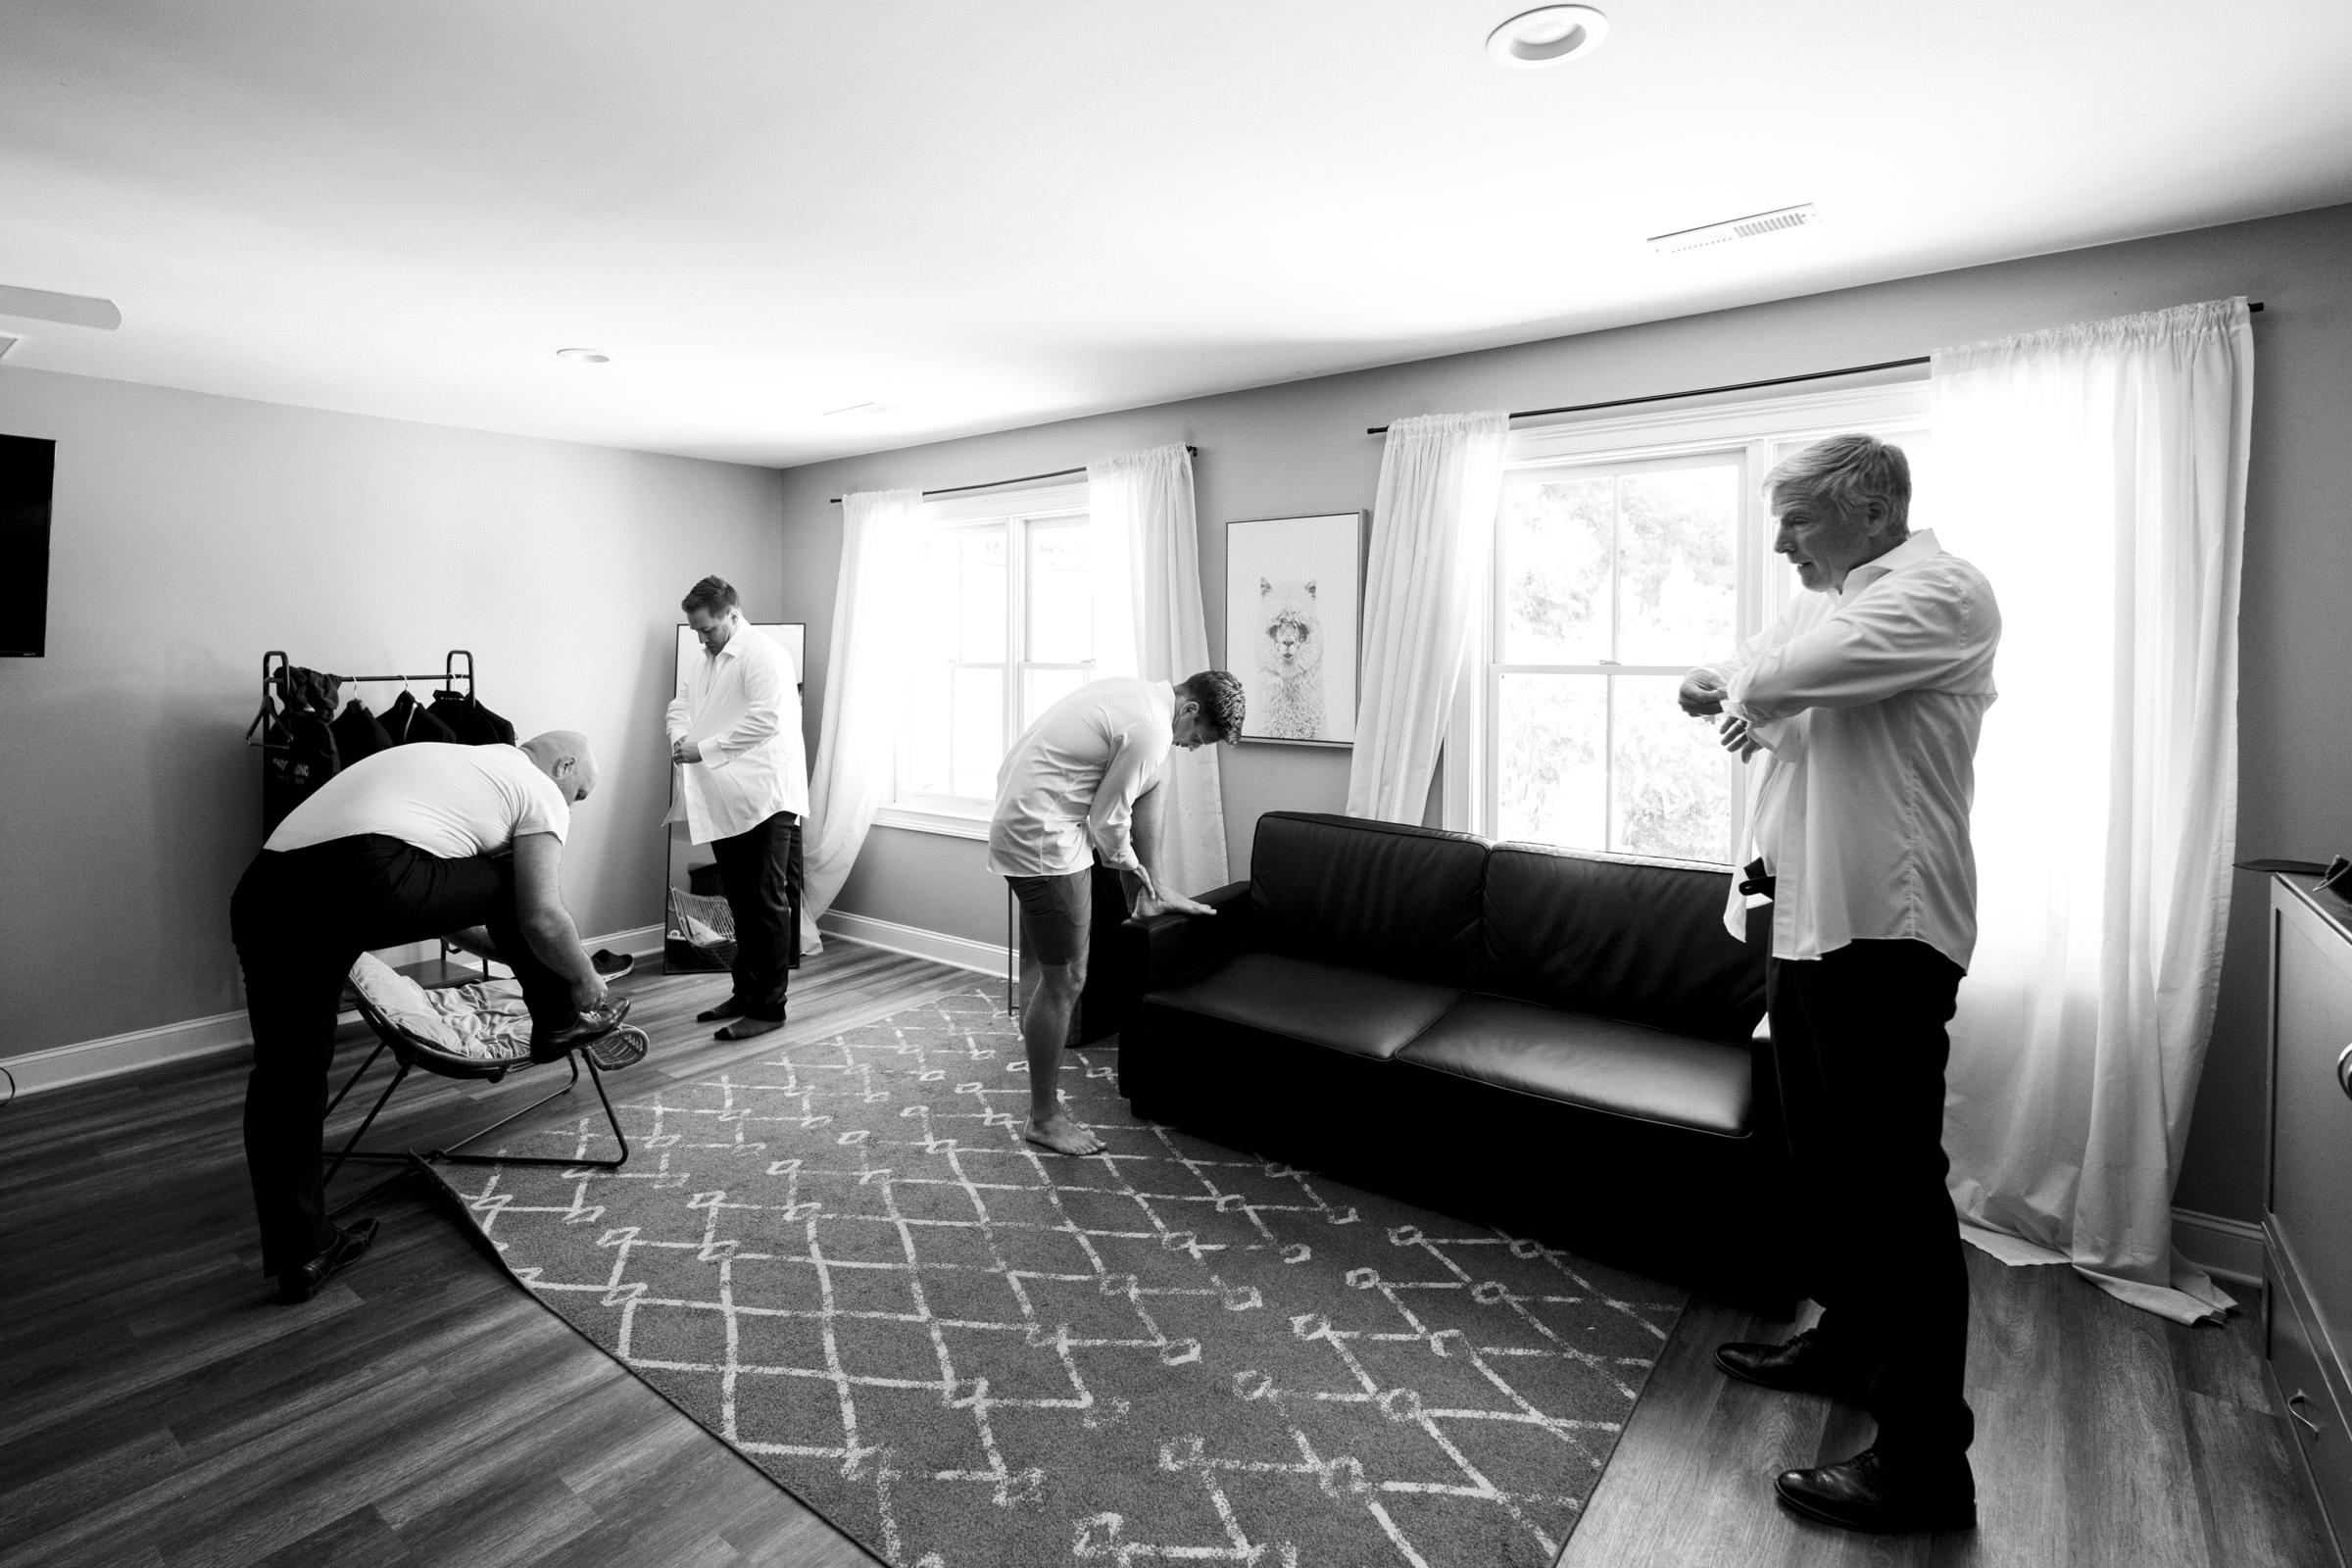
[818,908,1011,980]
[2174,1206,2266,1291]
[0,921,670,1103]
[2,1009,257,1101]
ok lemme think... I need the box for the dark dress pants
[708,810,802,1022]
[1768,938,1974,1465]
[229,834,574,1278]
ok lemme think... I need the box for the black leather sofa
[1117,810,1791,1303]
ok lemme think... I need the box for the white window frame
[874,479,1092,840]
[1443,379,1935,858]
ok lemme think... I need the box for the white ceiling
[4,1,2349,467]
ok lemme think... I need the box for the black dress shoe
[277,1217,379,1304]
[1775,1447,1976,1535]
[1715,1328,1870,1398]
[696,998,747,1023]
[530,997,633,1063]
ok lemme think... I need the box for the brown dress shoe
[1775,1446,1976,1534]
[1715,1328,1871,1398]
[276,1217,380,1304]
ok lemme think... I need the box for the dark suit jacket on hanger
[427,690,516,746]
[381,690,457,746]
[331,700,395,765]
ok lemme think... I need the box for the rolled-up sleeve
[1728,572,1990,724]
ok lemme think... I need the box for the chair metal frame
[321,987,630,1196]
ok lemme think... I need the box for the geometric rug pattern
[451,987,1684,1568]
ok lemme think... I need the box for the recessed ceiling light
[1487,5,1609,69]
[555,347,610,365]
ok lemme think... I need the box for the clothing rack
[244,648,476,743]
[1363,302,2264,435]
[244,648,486,986]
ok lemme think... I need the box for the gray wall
[780,201,2352,1226]
[0,367,782,1059]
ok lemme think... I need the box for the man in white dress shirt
[989,671,1245,1154]
[666,575,808,1041]
[1679,434,2000,1536]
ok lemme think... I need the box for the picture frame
[1222,512,1367,748]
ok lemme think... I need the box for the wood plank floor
[1,949,2333,1567]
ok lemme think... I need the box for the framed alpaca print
[1222,512,1365,747]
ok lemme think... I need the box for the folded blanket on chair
[349,952,534,1062]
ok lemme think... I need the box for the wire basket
[664,886,738,973]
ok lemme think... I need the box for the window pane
[951,664,1004,801]
[1611,674,1732,861]
[1023,664,1088,730]
[1615,466,1738,664]
[1027,520,1093,664]
[958,528,1008,662]
[1497,673,1605,848]
[1501,475,1613,663]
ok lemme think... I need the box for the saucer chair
[321,953,646,1192]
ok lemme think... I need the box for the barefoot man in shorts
[989,671,1245,1154]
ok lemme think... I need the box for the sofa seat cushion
[1396,996,1751,1138]
[1145,951,1457,1061]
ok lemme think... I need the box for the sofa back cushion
[1483,843,1763,1043]
[1249,812,1488,988]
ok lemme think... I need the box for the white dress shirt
[987,677,1174,879]
[1699,529,2001,970]
[664,621,808,845]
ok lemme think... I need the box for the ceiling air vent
[1648,204,1820,254]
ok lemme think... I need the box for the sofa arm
[1132,880,1254,992]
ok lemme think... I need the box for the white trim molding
[0,921,670,1102]
[2173,1206,2265,1292]
[817,908,1011,980]
[871,805,992,841]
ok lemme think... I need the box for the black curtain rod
[828,446,1199,504]
[1364,302,2265,436]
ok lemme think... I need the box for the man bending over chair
[987,672,1244,1155]
[229,732,625,1304]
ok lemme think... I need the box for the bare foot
[1024,1111,1105,1155]
[714,1016,783,1041]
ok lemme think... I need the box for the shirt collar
[706,621,747,661]
[1838,528,1941,600]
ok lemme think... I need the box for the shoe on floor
[277,1217,380,1305]
[1775,1447,1976,1535]
[591,949,634,978]
[714,1015,784,1041]
[696,998,747,1023]
[1715,1328,1871,1399]
[530,996,633,1063]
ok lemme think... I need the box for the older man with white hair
[230,729,626,1304]
[1679,433,2000,1535]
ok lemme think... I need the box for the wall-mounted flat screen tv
[1,433,55,658]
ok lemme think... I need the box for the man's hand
[1135,890,1218,919]
[1678,669,1730,716]
[570,972,611,1011]
[671,739,704,764]
[1717,714,1762,762]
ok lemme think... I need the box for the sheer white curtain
[1934,299,2254,1323]
[797,488,921,953]
[1347,412,1509,822]
[1087,444,1230,895]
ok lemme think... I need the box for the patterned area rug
[449,987,1684,1568]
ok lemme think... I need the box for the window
[883,483,1098,832]
[1448,382,1936,862]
